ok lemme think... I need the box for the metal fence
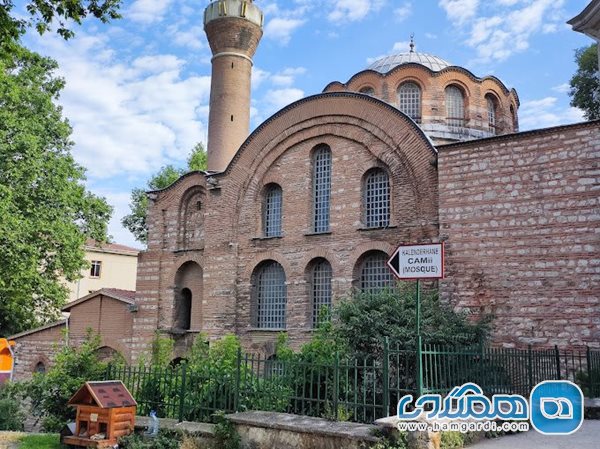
[105,341,600,424]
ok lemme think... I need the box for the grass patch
[18,434,62,449]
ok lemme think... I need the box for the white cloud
[32,32,211,180]
[392,41,412,53]
[438,0,479,25]
[264,18,306,44]
[446,0,566,63]
[271,67,307,87]
[552,83,570,94]
[265,88,305,112]
[328,0,384,24]
[394,2,412,22]
[128,0,175,24]
[519,97,584,130]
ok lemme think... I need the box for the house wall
[66,251,138,302]
[438,120,600,348]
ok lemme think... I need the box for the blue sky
[21,0,594,248]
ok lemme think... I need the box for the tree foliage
[122,143,207,245]
[0,0,121,43]
[333,283,489,359]
[0,44,112,336]
[569,43,600,120]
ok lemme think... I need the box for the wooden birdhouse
[62,380,137,448]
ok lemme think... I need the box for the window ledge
[251,235,284,241]
[304,231,332,236]
[247,328,287,333]
[357,225,398,231]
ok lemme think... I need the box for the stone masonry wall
[438,120,600,348]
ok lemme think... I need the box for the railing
[105,341,600,424]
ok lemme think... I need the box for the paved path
[470,420,600,449]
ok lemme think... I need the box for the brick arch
[243,251,293,280]
[31,354,51,374]
[232,120,427,240]
[225,94,437,239]
[178,185,206,250]
[300,249,340,277]
[167,255,205,288]
[351,247,396,287]
[349,242,395,268]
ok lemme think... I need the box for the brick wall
[438,120,600,348]
[133,93,440,360]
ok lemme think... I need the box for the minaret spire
[409,33,415,53]
[204,1,264,172]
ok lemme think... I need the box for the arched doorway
[173,261,203,331]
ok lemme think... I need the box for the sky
[20,0,594,248]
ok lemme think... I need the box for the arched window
[359,252,394,294]
[364,169,390,228]
[263,184,282,237]
[253,261,287,329]
[312,145,332,233]
[445,85,465,128]
[359,86,375,96]
[34,361,46,374]
[486,95,497,135]
[398,82,421,122]
[173,261,202,331]
[311,259,332,327]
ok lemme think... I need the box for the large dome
[367,52,451,73]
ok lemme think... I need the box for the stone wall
[438,120,600,348]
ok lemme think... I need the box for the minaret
[204,0,264,172]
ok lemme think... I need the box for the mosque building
[9,0,599,376]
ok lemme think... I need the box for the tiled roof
[85,239,140,255]
[62,288,136,311]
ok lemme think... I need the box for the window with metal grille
[311,259,332,327]
[486,95,496,135]
[263,184,282,237]
[90,260,102,278]
[398,82,421,122]
[364,169,390,228]
[445,85,465,127]
[359,252,394,293]
[312,146,332,233]
[254,261,287,329]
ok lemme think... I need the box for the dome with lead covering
[367,52,451,73]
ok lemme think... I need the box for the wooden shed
[62,380,137,448]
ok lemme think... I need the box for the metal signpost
[388,243,444,396]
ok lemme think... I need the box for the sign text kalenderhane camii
[387,243,444,279]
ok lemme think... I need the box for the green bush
[23,330,109,431]
[0,396,24,430]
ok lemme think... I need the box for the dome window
[398,82,422,123]
[486,95,497,135]
[359,86,375,96]
[445,85,465,129]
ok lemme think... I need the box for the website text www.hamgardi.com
[396,421,530,433]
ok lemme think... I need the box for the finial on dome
[409,33,415,53]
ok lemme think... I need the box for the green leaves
[1,1,122,42]
[569,44,600,121]
[0,44,112,335]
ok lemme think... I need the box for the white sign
[387,243,444,279]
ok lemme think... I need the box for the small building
[62,380,137,448]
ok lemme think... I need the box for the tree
[333,283,490,359]
[122,143,207,245]
[0,0,121,43]
[0,44,112,336]
[569,43,600,121]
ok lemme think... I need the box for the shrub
[118,429,181,449]
[0,396,24,430]
[23,330,109,431]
